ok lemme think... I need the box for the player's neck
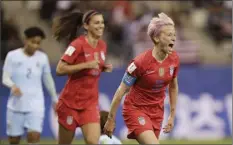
[86,34,99,49]
[23,48,34,57]
[152,46,168,62]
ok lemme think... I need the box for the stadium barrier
[0,65,232,140]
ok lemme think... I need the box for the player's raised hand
[163,115,174,133]
[11,85,22,97]
[103,118,115,138]
[103,64,113,72]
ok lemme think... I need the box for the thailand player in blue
[2,27,58,144]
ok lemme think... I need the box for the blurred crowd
[1,0,232,65]
[1,6,23,61]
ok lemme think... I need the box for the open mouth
[168,44,174,48]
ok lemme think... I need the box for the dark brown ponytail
[52,11,83,42]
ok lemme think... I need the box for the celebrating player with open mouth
[53,10,112,144]
[104,12,180,144]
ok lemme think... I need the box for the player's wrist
[11,84,17,89]
[107,113,115,120]
[169,113,175,119]
[169,108,176,118]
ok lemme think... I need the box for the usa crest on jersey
[170,66,174,76]
[159,67,164,77]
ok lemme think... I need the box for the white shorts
[6,109,44,136]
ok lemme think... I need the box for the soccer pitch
[1,138,232,144]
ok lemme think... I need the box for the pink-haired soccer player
[104,13,180,144]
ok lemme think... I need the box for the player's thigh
[56,101,78,131]
[81,123,101,144]
[24,111,44,134]
[24,111,44,143]
[56,101,77,144]
[123,107,153,139]
[58,123,75,144]
[78,105,100,126]
[136,130,160,144]
[79,105,100,144]
[6,109,25,137]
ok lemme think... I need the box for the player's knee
[8,136,21,144]
[84,134,99,144]
[27,132,40,143]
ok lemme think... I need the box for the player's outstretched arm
[104,82,130,138]
[56,59,99,76]
[163,77,179,133]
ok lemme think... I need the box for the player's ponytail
[52,10,101,43]
[52,11,83,42]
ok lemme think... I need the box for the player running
[2,27,58,144]
[53,10,113,144]
[104,13,180,144]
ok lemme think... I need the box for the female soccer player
[53,10,113,144]
[104,13,180,144]
[99,111,122,144]
[2,27,58,144]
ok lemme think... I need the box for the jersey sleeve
[43,54,51,74]
[173,54,180,78]
[61,40,82,64]
[122,58,143,86]
[3,52,13,74]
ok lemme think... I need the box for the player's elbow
[56,60,68,76]
[56,65,66,76]
[56,67,65,76]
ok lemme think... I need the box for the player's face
[25,36,42,55]
[156,25,176,54]
[85,14,105,38]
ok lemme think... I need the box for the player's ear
[83,23,88,31]
[153,36,159,43]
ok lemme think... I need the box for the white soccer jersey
[3,48,51,112]
[99,135,122,144]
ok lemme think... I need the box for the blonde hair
[147,12,174,38]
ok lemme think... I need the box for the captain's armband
[122,72,137,86]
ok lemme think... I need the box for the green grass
[0,138,232,144]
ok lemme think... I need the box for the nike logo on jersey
[145,70,155,75]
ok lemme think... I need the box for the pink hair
[147,13,174,38]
